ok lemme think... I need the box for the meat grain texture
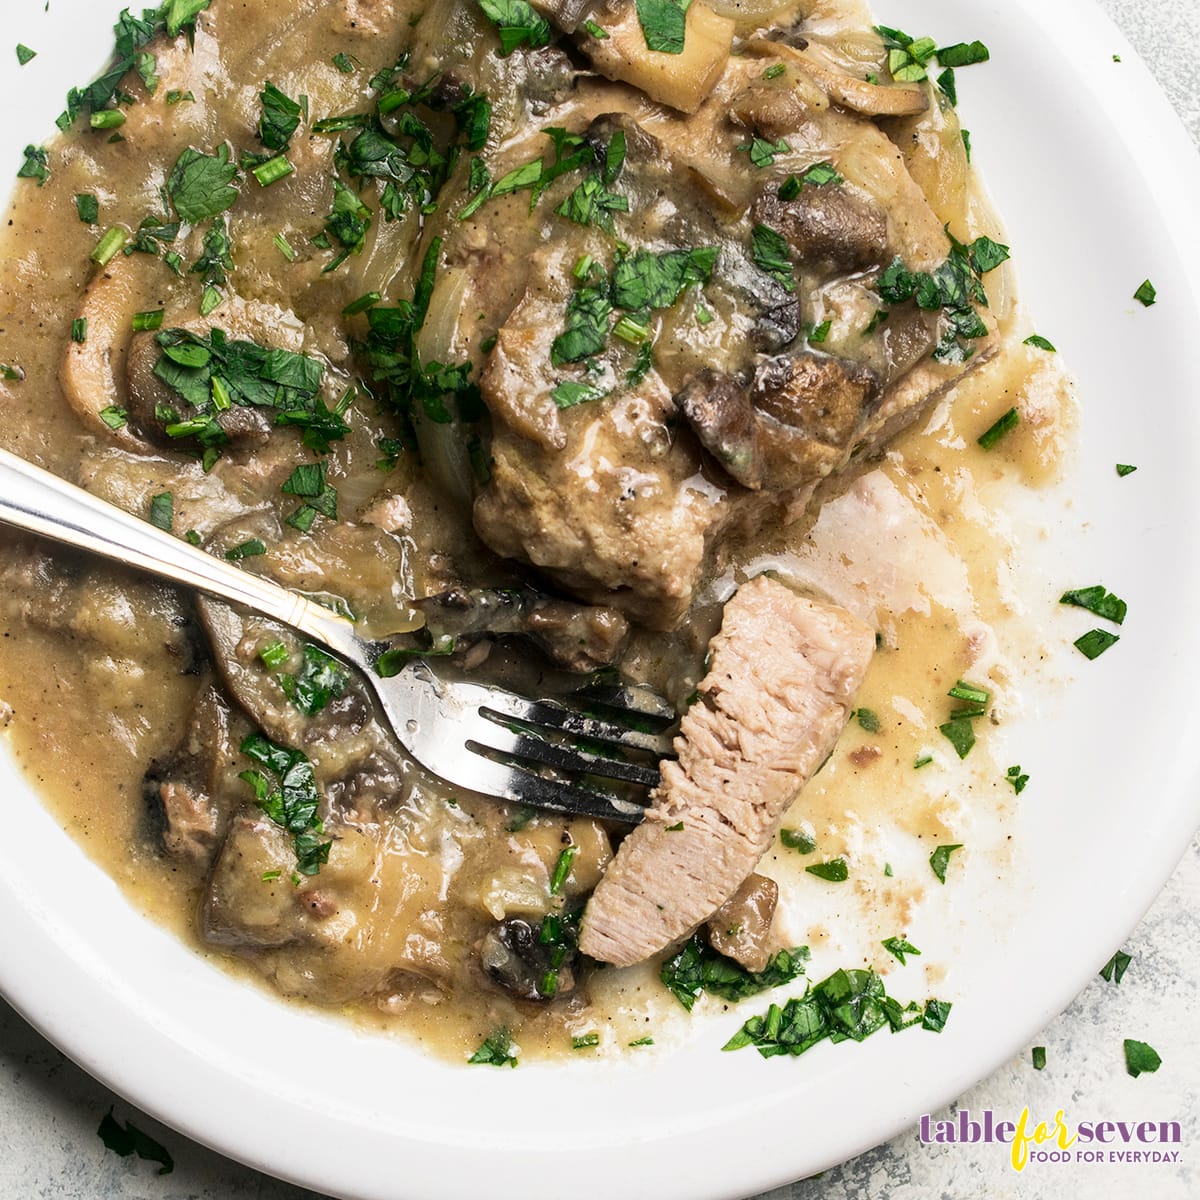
[580,575,874,967]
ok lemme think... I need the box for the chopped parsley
[16,44,36,66]
[71,318,88,343]
[331,52,356,74]
[611,246,718,311]
[321,178,371,271]
[279,644,349,716]
[17,144,49,186]
[723,966,949,1057]
[1074,629,1119,660]
[853,707,881,733]
[807,319,831,344]
[778,161,843,195]
[1024,333,1056,352]
[1100,949,1132,984]
[780,828,816,854]
[477,0,552,54]
[477,0,552,55]
[977,406,1019,450]
[239,732,331,876]
[875,26,937,82]
[1032,1045,1047,1070]
[937,40,990,67]
[551,279,612,365]
[259,641,290,670]
[1004,765,1029,794]
[468,1027,518,1066]
[806,857,849,882]
[881,936,921,965]
[628,1036,655,1047]
[1133,279,1156,307]
[151,326,339,461]
[167,145,240,224]
[148,492,174,531]
[1059,585,1126,625]
[928,843,962,884]
[1123,1039,1161,1078]
[584,19,609,39]
[75,193,99,223]
[555,174,629,234]
[97,1109,174,1176]
[1116,463,1137,477]
[938,678,989,759]
[877,232,1007,361]
[750,223,794,292]
[551,380,607,409]
[549,845,578,895]
[282,460,338,530]
[660,935,808,1011]
[738,136,790,168]
[635,0,692,54]
[571,1033,601,1049]
[225,538,267,561]
[258,82,303,151]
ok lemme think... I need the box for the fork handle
[0,446,364,663]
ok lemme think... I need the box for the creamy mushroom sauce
[0,0,1073,1060]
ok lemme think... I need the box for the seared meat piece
[415,586,630,672]
[579,576,873,966]
[676,352,880,492]
[705,872,779,973]
[753,189,889,274]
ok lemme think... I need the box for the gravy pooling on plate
[0,0,1073,1060]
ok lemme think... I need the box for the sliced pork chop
[579,575,874,967]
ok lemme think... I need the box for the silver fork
[0,447,674,823]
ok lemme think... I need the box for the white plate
[2,1,1199,1197]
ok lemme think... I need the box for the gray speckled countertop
[3,3,1198,1199]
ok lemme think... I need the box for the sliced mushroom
[579,0,734,114]
[415,585,631,672]
[60,254,163,451]
[705,872,779,972]
[753,187,889,273]
[749,39,928,117]
[676,351,880,492]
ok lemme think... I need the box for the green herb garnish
[1024,333,1056,352]
[1133,279,1156,306]
[635,0,691,54]
[738,136,790,168]
[1032,1046,1047,1070]
[977,406,1019,450]
[571,1033,600,1049]
[881,936,921,965]
[16,44,37,66]
[550,845,578,895]
[1060,585,1126,625]
[278,644,349,716]
[258,81,303,152]
[660,936,808,1011]
[928,843,962,884]
[1116,463,1137,477]
[97,1109,174,1175]
[17,144,49,185]
[1100,949,1131,984]
[238,731,331,876]
[1074,629,1119,660]
[1123,1039,1161,1078]
[477,0,552,55]
[469,1027,518,1066]
[750,223,794,292]
[148,492,173,531]
[780,828,816,854]
[167,145,239,224]
[806,858,849,882]
[1004,765,1029,794]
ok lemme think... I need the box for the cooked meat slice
[415,586,630,671]
[753,188,889,273]
[474,381,730,630]
[705,872,779,973]
[579,576,873,966]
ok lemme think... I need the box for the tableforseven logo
[918,1108,1183,1170]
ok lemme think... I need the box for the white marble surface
[2,2,1198,1198]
